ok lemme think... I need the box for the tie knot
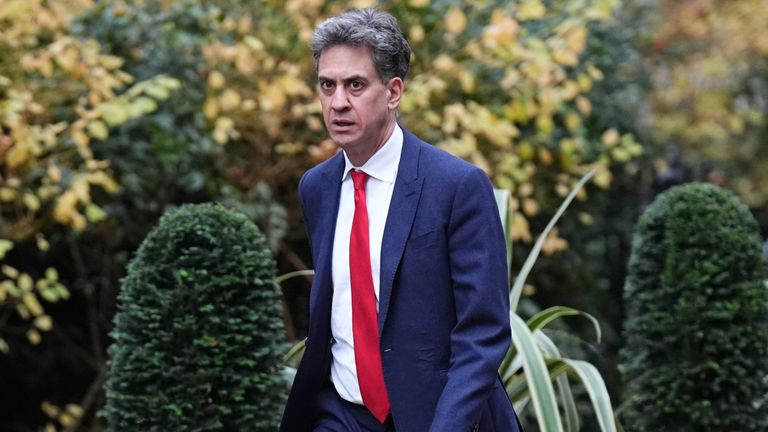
[351,170,368,191]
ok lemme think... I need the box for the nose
[330,87,351,111]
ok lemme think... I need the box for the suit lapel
[308,153,345,322]
[378,129,424,332]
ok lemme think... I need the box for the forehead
[317,44,378,79]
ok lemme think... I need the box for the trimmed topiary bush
[620,182,768,431]
[103,203,286,431]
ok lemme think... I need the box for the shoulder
[402,127,488,186]
[299,151,343,192]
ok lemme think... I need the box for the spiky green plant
[499,167,618,432]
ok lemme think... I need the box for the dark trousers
[313,385,395,432]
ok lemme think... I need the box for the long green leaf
[513,397,531,417]
[509,167,597,311]
[282,338,306,368]
[494,187,512,272]
[276,269,315,284]
[557,368,579,432]
[499,341,519,379]
[509,313,564,432]
[536,331,580,432]
[563,358,618,432]
[528,305,602,343]
[500,350,523,383]
[504,359,570,402]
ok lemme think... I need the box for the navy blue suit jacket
[280,128,522,432]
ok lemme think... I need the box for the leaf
[26,329,41,345]
[566,27,588,54]
[23,293,44,316]
[2,265,19,279]
[6,140,30,168]
[130,96,158,116]
[85,203,107,223]
[144,84,170,100]
[593,165,612,189]
[275,269,315,284]
[19,273,33,291]
[509,313,564,431]
[559,364,579,432]
[535,332,617,432]
[34,315,53,331]
[156,75,181,90]
[213,129,228,145]
[88,171,119,193]
[535,333,579,432]
[2,280,18,298]
[282,338,306,369]
[519,0,546,21]
[99,54,124,70]
[563,359,617,432]
[510,167,596,311]
[511,213,532,243]
[86,120,108,140]
[527,306,602,342]
[40,288,59,303]
[553,49,579,66]
[445,7,467,35]
[494,188,513,272]
[23,192,40,211]
[0,187,17,202]
[203,97,219,119]
[576,96,592,115]
[0,239,13,259]
[98,102,129,126]
[218,89,242,112]
[602,128,620,147]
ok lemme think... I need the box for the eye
[349,80,364,90]
[319,80,334,91]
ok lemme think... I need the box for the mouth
[331,119,355,129]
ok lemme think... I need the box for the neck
[346,120,397,167]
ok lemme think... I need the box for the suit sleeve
[298,171,312,244]
[428,167,511,432]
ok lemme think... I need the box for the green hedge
[103,203,286,431]
[620,182,768,431]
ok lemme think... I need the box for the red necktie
[349,170,390,423]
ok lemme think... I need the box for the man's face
[317,44,402,161]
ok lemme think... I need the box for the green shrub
[103,203,286,431]
[620,182,768,431]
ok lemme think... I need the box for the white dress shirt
[330,125,403,404]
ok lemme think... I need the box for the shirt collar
[342,124,403,184]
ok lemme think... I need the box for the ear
[386,77,404,110]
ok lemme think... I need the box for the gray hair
[311,8,411,82]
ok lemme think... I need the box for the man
[280,8,523,432]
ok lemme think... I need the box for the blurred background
[1,0,766,430]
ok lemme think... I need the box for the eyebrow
[317,74,368,84]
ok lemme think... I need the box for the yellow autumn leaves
[1,0,179,362]
[0,264,67,351]
[401,0,637,245]
[42,401,84,431]
[1,0,645,359]
[648,0,768,208]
